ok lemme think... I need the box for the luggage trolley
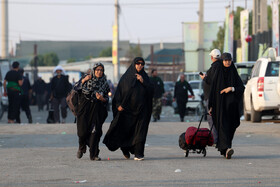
[178,114,214,157]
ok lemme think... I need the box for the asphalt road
[0,106,280,186]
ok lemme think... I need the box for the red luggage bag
[185,126,214,147]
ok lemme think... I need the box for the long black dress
[103,57,154,158]
[208,62,244,155]
[74,72,109,159]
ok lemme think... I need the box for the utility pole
[1,0,8,59]
[197,0,204,72]
[112,0,120,83]
[33,44,38,82]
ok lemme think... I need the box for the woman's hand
[220,87,232,94]
[117,105,124,112]
[135,74,143,83]
[96,93,105,102]
[82,75,91,84]
[208,107,212,116]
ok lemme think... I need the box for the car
[235,61,256,85]
[107,80,115,111]
[243,48,280,122]
[177,72,204,82]
[187,80,205,115]
[162,81,174,106]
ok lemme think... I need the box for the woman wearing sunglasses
[103,57,154,161]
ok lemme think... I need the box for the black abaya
[103,57,154,158]
[208,62,244,154]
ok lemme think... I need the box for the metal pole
[1,0,8,58]
[198,0,204,72]
[245,0,247,9]
[33,44,38,82]
[113,0,120,83]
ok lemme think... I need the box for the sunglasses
[135,62,145,66]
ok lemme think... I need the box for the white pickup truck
[243,50,280,122]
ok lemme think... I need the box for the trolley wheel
[202,149,206,157]
[185,150,189,157]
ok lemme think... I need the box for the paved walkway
[0,118,280,186]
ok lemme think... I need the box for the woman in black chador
[74,63,110,161]
[208,53,244,159]
[103,57,154,161]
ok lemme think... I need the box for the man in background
[3,61,23,123]
[50,66,71,123]
[149,69,165,122]
[199,49,222,144]
[174,74,194,122]
[18,68,32,123]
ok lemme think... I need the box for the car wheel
[251,99,261,122]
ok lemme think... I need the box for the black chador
[208,61,244,155]
[103,57,154,159]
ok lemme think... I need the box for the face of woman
[94,66,104,78]
[223,60,232,68]
[135,60,145,72]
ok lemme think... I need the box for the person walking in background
[18,68,32,124]
[50,66,71,123]
[3,61,23,123]
[208,53,244,159]
[103,57,154,161]
[74,63,110,161]
[199,49,222,144]
[149,69,165,122]
[33,75,46,111]
[173,74,194,122]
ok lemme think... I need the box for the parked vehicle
[243,48,280,122]
[187,80,205,115]
[235,61,256,85]
[162,81,174,106]
[177,72,204,82]
[0,60,10,120]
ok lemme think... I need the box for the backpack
[66,89,78,116]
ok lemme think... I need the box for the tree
[30,54,44,66]
[44,53,59,66]
[99,47,112,57]
[67,58,76,63]
[30,52,59,66]
[125,45,143,62]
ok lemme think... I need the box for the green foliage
[67,58,76,63]
[99,47,112,57]
[125,45,143,61]
[84,55,92,60]
[234,7,245,40]
[211,26,225,53]
[29,52,59,66]
[44,53,59,66]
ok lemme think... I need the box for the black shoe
[77,150,83,159]
[180,118,184,122]
[226,148,234,159]
[90,156,101,161]
[28,117,32,124]
[153,118,157,122]
[121,149,130,159]
[158,115,160,120]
